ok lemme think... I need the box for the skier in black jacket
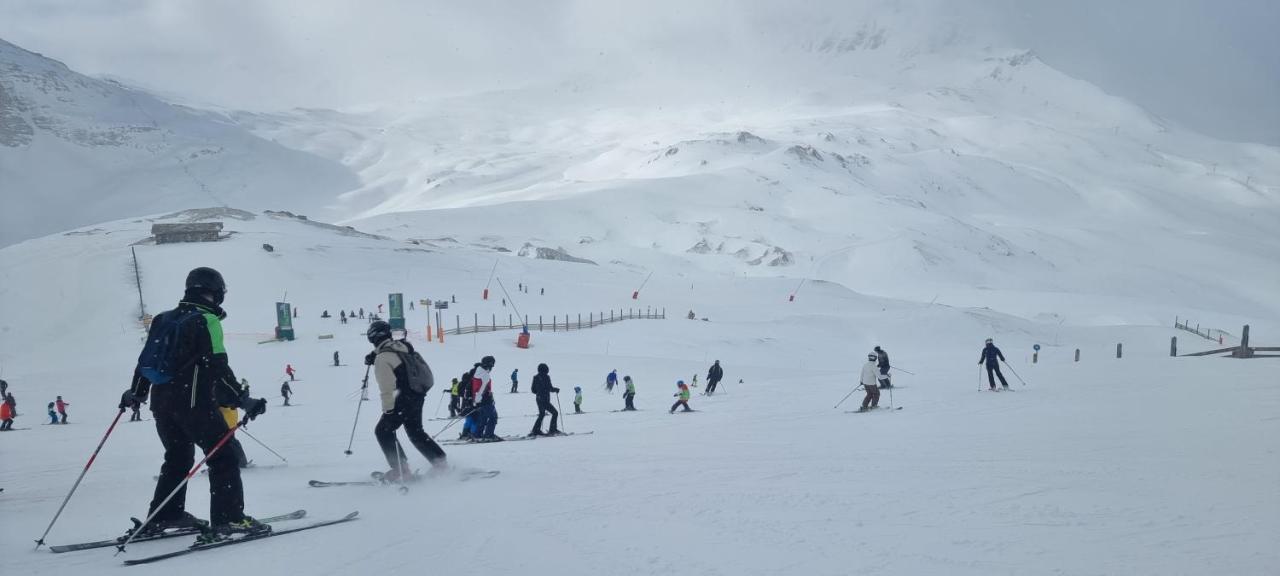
[874,346,892,388]
[528,363,561,436]
[122,267,269,542]
[705,360,724,395]
[978,338,1009,390]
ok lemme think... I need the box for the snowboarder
[46,402,58,424]
[510,368,519,394]
[573,387,584,414]
[366,320,447,480]
[670,381,693,413]
[448,377,461,418]
[528,363,561,436]
[979,338,1009,390]
[859,353,881,411]
[285,364,296,381]
[280,381,292,406]
[122,267,269,542]
[874,346,892,388]
[0,398,12,430]
[605,369,618,394]
[470,355,501,441]
[321,310,330,318]
[334,351,341,366]
[55,395,70,424]
[705,361,723,395]
[622,375,637,411]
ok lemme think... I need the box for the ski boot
[528,429,544,438]
[126,511,208,539]
[195,516,271,545]
[545,428,563,436]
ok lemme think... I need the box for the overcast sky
[1,0,1276,144]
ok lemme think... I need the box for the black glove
[119,390,145,410]
[239,396,267,421]
[552,387,560,393]
[365,351,378,366]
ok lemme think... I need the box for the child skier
[448,377,461,418]
[510,368,519,394]
[55,395,70,424]
[0,398,14,430]
[285,364,296,381]
[859,353,881,411]
[573,387,584,414]
[280,381,292,406]
[605,369,618,393]
[47,401,58,424]
[622,376,637,411]
[669,381,692,413]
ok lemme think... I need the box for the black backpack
[393,342,434,395]
[136,308,202,385]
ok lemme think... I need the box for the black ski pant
[861,385,880,409]
[706,379,719,394]
[448,395,460,418]
[149,406,244,525]
[623,392,635,410]
[374,392,446,471]
[227,436,250,468]
[511,381,518,393]
[532,397,558,432]
[985,363,1008,388]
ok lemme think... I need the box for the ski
[609,409,642,413]
[49,510,307,553]
[309,469,500,488]
[844,407,904,413]
[440,431,594,446]
[121,512,358,565]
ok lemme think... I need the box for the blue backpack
[137,309,202,385]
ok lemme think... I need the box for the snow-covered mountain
[0,38,359,247]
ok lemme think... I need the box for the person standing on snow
[122,267,269,542]
[0,398,13,430]
[510,368,519,394]
[47,402,58,424]
[448,377,462,418]
[365,320,447,480]
[573,387,584,414]
[874,346,892,389]
[470,356,501,441]
[55,395,70,424]
[670,381,693,413]
[280,381,292,406]
[622,376,637,411]
[858,353,881,411]
[978,338,1009,390]
[605,369,618,394]
[5,392,16,417]
[285,364,296,381]
[458,367,479,439]
[705,360,724,395]
[528,363,561,436]
[334,351,341,367]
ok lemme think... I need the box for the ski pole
[888,383,894,409]
[1001,360,1028,386]
[890,366,915,376]
[34,408,125,548]
[239,427,287,464]
[555,392,566,433]
[116,421,242,555]
[344,365,372,455]
[977,365,982,391]
[433,412,466,437]
[833,385,863,409]
[433,389,447,418]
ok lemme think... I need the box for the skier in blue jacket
[978,338,1009,390]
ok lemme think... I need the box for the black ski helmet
[185,267,226,305]
[367,320,393,345]
[480,355,496,369]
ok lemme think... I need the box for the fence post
[611,310,615,322]
[473,313,478,333]
[1170,337,1177,357]
[509,314,512,328]
[1032,352,1038,364]
[539,315,543,331]
[1239,324,1251,358]
[590,312,594,327]
[524,315,528,329]
[1116,343,1123,359]
[577,313,581,329]
[1074,348,1080,362]
[456,315,460,335]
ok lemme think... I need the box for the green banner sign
[388,293,405,330]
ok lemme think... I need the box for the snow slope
[0,209,1276,575]
[0,39,360,247]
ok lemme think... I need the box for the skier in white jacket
[859,353,880,411]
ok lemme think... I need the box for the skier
[365,320,447,480]
[377,303,383,314]
[573,387,584,414]
[705,360,723,395]
[121,267,269,541]
[669,381,693,413]
[340,310,347,324]
[285,364,296,381]
[0,398,12,430]
[55,395,70,423]
[448,377,461,418]
[470,355,501,441]
[874,346,892,388]
[4,392,15,416]
[858,353,881,411]
[280,381,292,406]
[409,300,414,311]
[0,377,7,398]
[334,351,341,367]
[978,338,1009,390]
[622,375,637,411]
[605,369,618,394]
[458,367,479,439]
[540,288,544,296]
[528,363,561,436]
[510,368,519,394]
[46,402,58,424]
[359,308,364,319]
